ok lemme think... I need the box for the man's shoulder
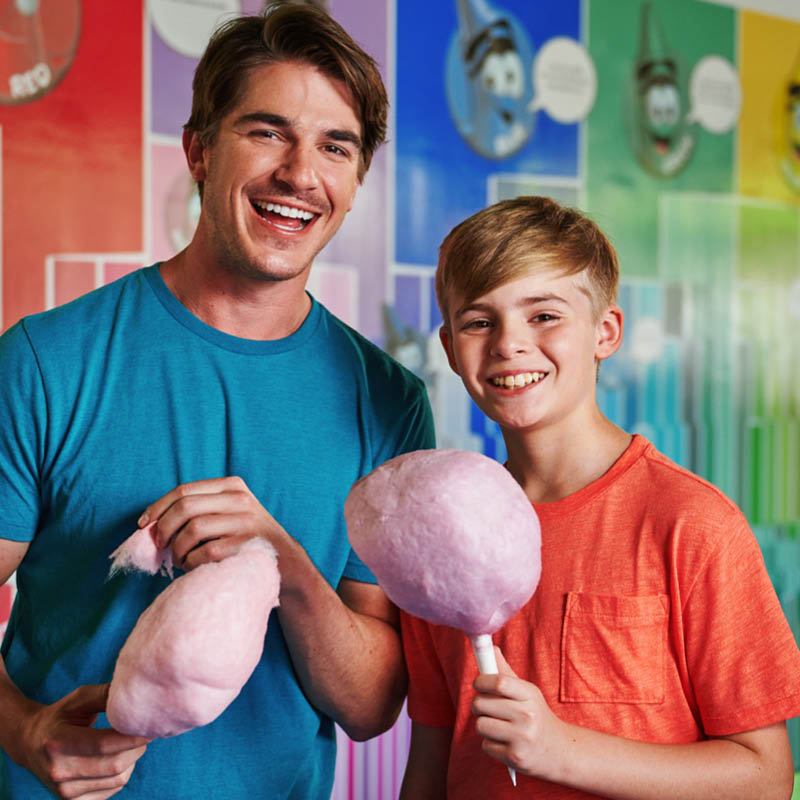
[319,305,428,395]
[18,267,149,342]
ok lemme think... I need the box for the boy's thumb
[494,646,518,677]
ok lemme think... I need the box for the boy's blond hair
[436,196,619,325]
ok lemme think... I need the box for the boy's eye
[532,313,558,322]
[462,319,492,330]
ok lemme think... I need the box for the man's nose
[273,143,319,192]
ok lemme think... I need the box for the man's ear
[439,325,460,375]
[595,304,624,361]
[183,130,207,183]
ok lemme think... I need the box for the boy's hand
[471,648,569,781]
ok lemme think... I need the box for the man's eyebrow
[234,112,362,149]
[326,128,362,149]
[235,111,290,127]
[455,294,569,318]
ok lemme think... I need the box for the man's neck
[159,250,312,341]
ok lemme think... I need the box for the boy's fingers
[494,647,517,677]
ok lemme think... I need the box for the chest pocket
[560,592,669,704]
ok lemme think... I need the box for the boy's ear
[438,325,460,375]
[595,304,624,361]
[183,130,207,183]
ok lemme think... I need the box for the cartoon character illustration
[445,0,536,159]
[625,2,695,177]
[777,48,800,192]
[0,0,80,105]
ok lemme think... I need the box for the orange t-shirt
[402,435,800,799]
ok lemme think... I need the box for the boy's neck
[503,413,632,504]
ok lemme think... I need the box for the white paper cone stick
[470,634,517,787]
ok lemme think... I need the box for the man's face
[439,268,621,435]
[187,59,362,283]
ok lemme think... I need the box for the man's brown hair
[436,196,619,324]
[185,3,387,182]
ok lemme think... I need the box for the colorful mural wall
[0,0,798,796]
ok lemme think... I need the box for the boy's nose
[490,323,529,358]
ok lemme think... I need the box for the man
[0,5,434,799]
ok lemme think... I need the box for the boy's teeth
[492,372,544,387]
[254,201,314,221]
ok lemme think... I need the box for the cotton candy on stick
[345,449,541,786]
[105,523,280,739]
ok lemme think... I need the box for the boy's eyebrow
[455,294,570,317]
[234,112,362,149]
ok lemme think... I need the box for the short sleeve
[370,379,436,469]
[401,611,457,728]
[682,514,800,735]
[0,321,46,541]
[341,379,435,583]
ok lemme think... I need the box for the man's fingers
[60,684,108,718]
[50,725,149,759]
[138,476,248,531]
[52,760,139,800]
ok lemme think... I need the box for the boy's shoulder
[626,437,747,533]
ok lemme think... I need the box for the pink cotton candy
[344,449,541,636]
[106,534,280,739]
[108,521,174,579]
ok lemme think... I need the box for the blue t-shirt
[0,265,435,799]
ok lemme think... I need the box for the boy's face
[439,268,623,435]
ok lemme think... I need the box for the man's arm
[399,721,451,800]
[140,476,407,740]
[472,649,796,800]
[0,539,149,799]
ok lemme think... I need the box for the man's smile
[251,199,318,231]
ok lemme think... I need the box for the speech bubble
[687,55,741,134]
[529,37,597,124]
[150,0,241,59]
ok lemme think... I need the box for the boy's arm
[473,649,795,800]
[399,721,451,800]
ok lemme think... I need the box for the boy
[400,196,800,799]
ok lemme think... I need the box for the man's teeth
[254,201,314,221]
[491,372,545,388]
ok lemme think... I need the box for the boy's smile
[440,269,622,434]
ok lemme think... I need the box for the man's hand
[138,476,286,571]
[16,684,148,800]
[471,647,568,780]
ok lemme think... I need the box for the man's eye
[463,319,491,329]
